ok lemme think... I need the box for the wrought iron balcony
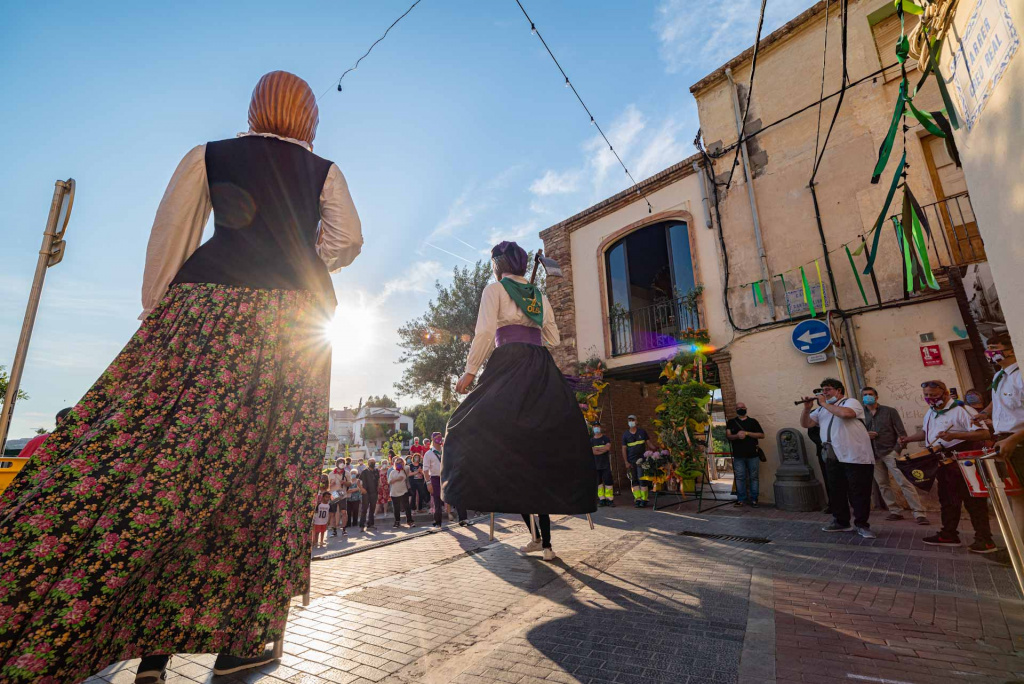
[891,191,985,267]
[609,293,703,357]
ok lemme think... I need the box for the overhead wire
[512,0,653,213]
[319,0,425,101]
[723,0,769,190]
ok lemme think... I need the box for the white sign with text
[950,0,1020,130]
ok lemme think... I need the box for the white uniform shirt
[313,503,330,526]
[140,132,363,318]
[991,364,1024,434]
[922,399,978,449]
[465,276,560,375]
[809,398,874,465]
[422,448,442,478]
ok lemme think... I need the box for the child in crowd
[313,492,331,548]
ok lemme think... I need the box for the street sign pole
[0,179,75,453]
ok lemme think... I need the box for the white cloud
[484,220,541,253]
[380,260,444,300]
[654,0,814,73]
[529,169,582,196]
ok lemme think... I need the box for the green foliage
[361,423,390,445]
[413,400,454,438]
[364,395,397,409]
[655,360,714,478]
[711,425,731,456]
[0,365,28,406]
[395,261,493,405]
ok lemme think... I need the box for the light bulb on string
[589,117,595,126]
[530,23,537,35]
[564,77,570,88]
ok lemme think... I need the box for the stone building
[541,0,1008,502]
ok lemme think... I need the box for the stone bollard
[773,428,822,512]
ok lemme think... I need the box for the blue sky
[0,0,811,437]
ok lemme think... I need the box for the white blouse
[139,132,363,319]
[465,275,560,375]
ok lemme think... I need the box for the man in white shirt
[800,378,876,537]
[899,379,995,552]
[423,433,445,527]
[975,334,1024,461]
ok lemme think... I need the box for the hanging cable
[723,0,768,190]
[512,0,653,213]
[812,0,832,164]
[319,0,425,100]
[809,0,850,184]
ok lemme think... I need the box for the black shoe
[330,528,337,537]
[733,501,744,507]
[459,520,469,527]
[213,649,277,676]
[750,501,759,508]
[393,521,401,528]
[968,540,999,554]
[922,533,961,547]
[135,655,169,684]
[821,522,854,532]
[607,499,616,507]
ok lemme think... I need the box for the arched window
[604,220,700,356]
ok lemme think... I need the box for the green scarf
[499,278,544,326]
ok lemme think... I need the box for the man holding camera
[800,378,876,537]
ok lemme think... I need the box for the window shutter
[872,13,919,83]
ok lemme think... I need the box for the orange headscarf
[247,71,319,146]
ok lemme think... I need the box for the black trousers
[409,478,429,510]
[359,496,375,528]
[827,461,874,528]
[346,499,360,527]
[937,462,992,542]
[392,493,414,524]
[816,450,831,509]
[522,513,552,548]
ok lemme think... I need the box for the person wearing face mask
[899,379,995,552]
[591,422,615,507]
[963,388,987,413]
[973,334,1024,469]
[622,415,658,508]
[726,403,765,508]
[800,378,876,537]
[861,387,928,525]
[388,457,415,528]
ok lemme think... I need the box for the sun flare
[324,299,379,362]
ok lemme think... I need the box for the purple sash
[495,324,542,347]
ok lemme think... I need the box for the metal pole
[725,68,776,320]
[489,513,495,541]
[586,514,594,530]
[0,181,67,453]
[980,456,1024,594]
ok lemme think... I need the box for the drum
[953,449,1024,498]
[895,446,948,492]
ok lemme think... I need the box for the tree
[0,365,28,408]
[364,395,398,409]
[413,400,455,438]
[361,423,389,445]
[395,261,492,405]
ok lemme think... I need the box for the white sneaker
[520,539,543,554]
[542,548,558,562]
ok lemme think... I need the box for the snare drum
[953,449,1024,498]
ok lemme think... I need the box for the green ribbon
[925,38,960,129]
[932,111,961,167]
[895,0,924,15]
[864,151,906,274]
[752,281,764,306]
[778,274,793,319]
[871,81,906,184]
[800,266,816,318]
[907,99,946,138]
[907,187,939,290]
[499,278,544,326]
[846,245,869,306]
[893,214,914,292]
[992,369,1006,391]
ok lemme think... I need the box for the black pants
[392,493,414,524]
[937,462,992,542]
[347,500,360,527]
[816,449,830,509]
[359,496,375,528]
[522,513,552,548]
[431,476,443,525]
[826,461,874,528]
[409,478,428,510]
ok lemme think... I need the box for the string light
[319,0,424,100]
[513,0,654,214]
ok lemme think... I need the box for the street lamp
[0,179,76,452]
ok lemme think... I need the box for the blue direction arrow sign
[791,319,832,355]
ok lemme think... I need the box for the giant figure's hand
[456,372,475,394]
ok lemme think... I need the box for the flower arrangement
[638,449,672,484]
[654,350,714,486]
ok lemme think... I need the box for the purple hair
[490,241,529,277]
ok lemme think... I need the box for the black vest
[172,136,337,307]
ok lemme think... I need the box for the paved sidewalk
[89,499,1024,684]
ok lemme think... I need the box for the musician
[899,379,996,553]
[974,334,1024,476]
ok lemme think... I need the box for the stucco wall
[693,0,952,328]
[730,298,969,503]
[943,0,1023,346]
[568,175,730,368]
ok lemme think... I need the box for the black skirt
[441,342,597,515]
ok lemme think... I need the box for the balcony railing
[609,293,703,357]
[890,191,985,267]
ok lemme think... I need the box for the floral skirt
[377,469,390,506]
[0,284,331,683]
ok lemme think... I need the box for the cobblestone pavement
[89,498,1024,684]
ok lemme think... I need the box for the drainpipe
[693,161,713,229]
[725,67,776,320]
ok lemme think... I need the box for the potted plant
[654,350,714,497]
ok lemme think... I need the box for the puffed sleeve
[317,164,363,272]
[464,283,501,375]
[140,144,212,319]
[541,292,560,347]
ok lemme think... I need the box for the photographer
[800,378,876,538]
